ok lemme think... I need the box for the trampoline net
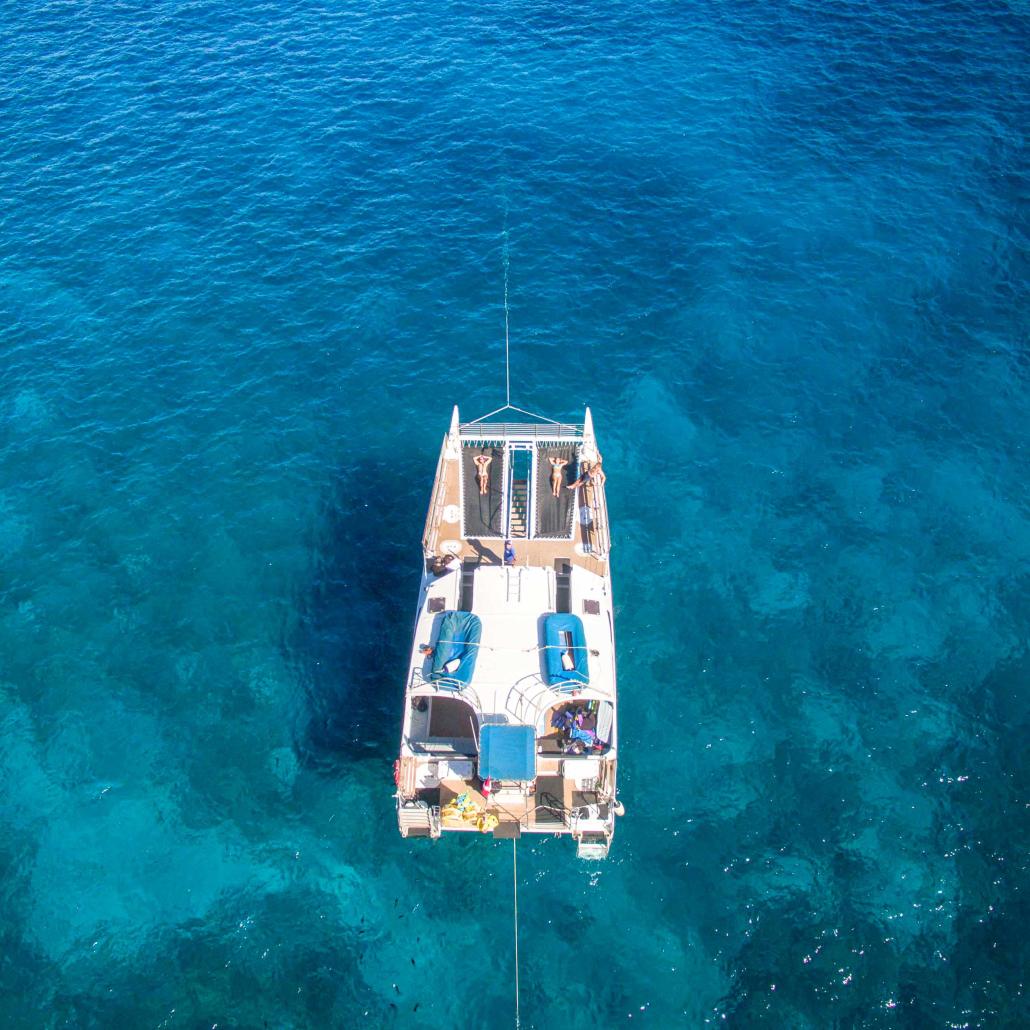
[535,444,577,538]
[462,444,505,538]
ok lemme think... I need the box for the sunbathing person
[547,457,568,497]
[430,553,462,576]
[568,453,607,490]
[473,453,493,495]
[567,462,596,490]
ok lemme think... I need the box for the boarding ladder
[397,800,441,839]
[509,478,529,537]
[506,567,523,603]
[572,809,613,860]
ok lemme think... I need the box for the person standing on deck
[504,540,516,566]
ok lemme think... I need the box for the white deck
[396,408,619,853]
[404,564,616,731]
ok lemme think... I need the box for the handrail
[586,478,612,560]
[529,791,572,828]
[409,668,483,713]
[422,435,450,557]
[459,422,583,442]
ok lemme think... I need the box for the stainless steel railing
[409,668,484,714]
[422,436,450,557]
[585,478,612,560]
[459,422,583,442]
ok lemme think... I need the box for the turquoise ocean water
[3,1,1030,1026]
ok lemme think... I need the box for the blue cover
[544,613,589,685]
[479,725,536,781]
[429,611,482,686]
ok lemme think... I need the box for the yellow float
[440,791,484,828]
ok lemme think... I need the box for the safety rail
[436,796,609,834]
[528,791,572,829]
[586,478,612,561]
[459,422,583,443]
[522,794,610,833]
[408,668,484,714]
[422,435,450,558]
[505,679,556,724]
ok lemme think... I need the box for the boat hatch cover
[479,725,536,781]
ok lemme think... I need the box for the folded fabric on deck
[429,611,482,686]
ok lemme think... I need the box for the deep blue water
[3,0,1030,1026]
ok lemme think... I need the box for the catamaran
[394,405,620,858]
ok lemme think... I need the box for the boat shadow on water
[294,457,425,767]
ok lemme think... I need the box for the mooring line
[503,200,511,407]
[513,836,521,1029]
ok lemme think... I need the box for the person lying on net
[473,453,492,495]
[547,457,568,497]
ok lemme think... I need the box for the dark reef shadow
[293,455,425,767]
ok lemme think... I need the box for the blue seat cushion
[544,613,589,685]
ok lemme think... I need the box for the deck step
[509,478,528,538]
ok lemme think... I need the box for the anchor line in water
[513,837,521,1029]
[503,202,511,408]
[466,219,563,428]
